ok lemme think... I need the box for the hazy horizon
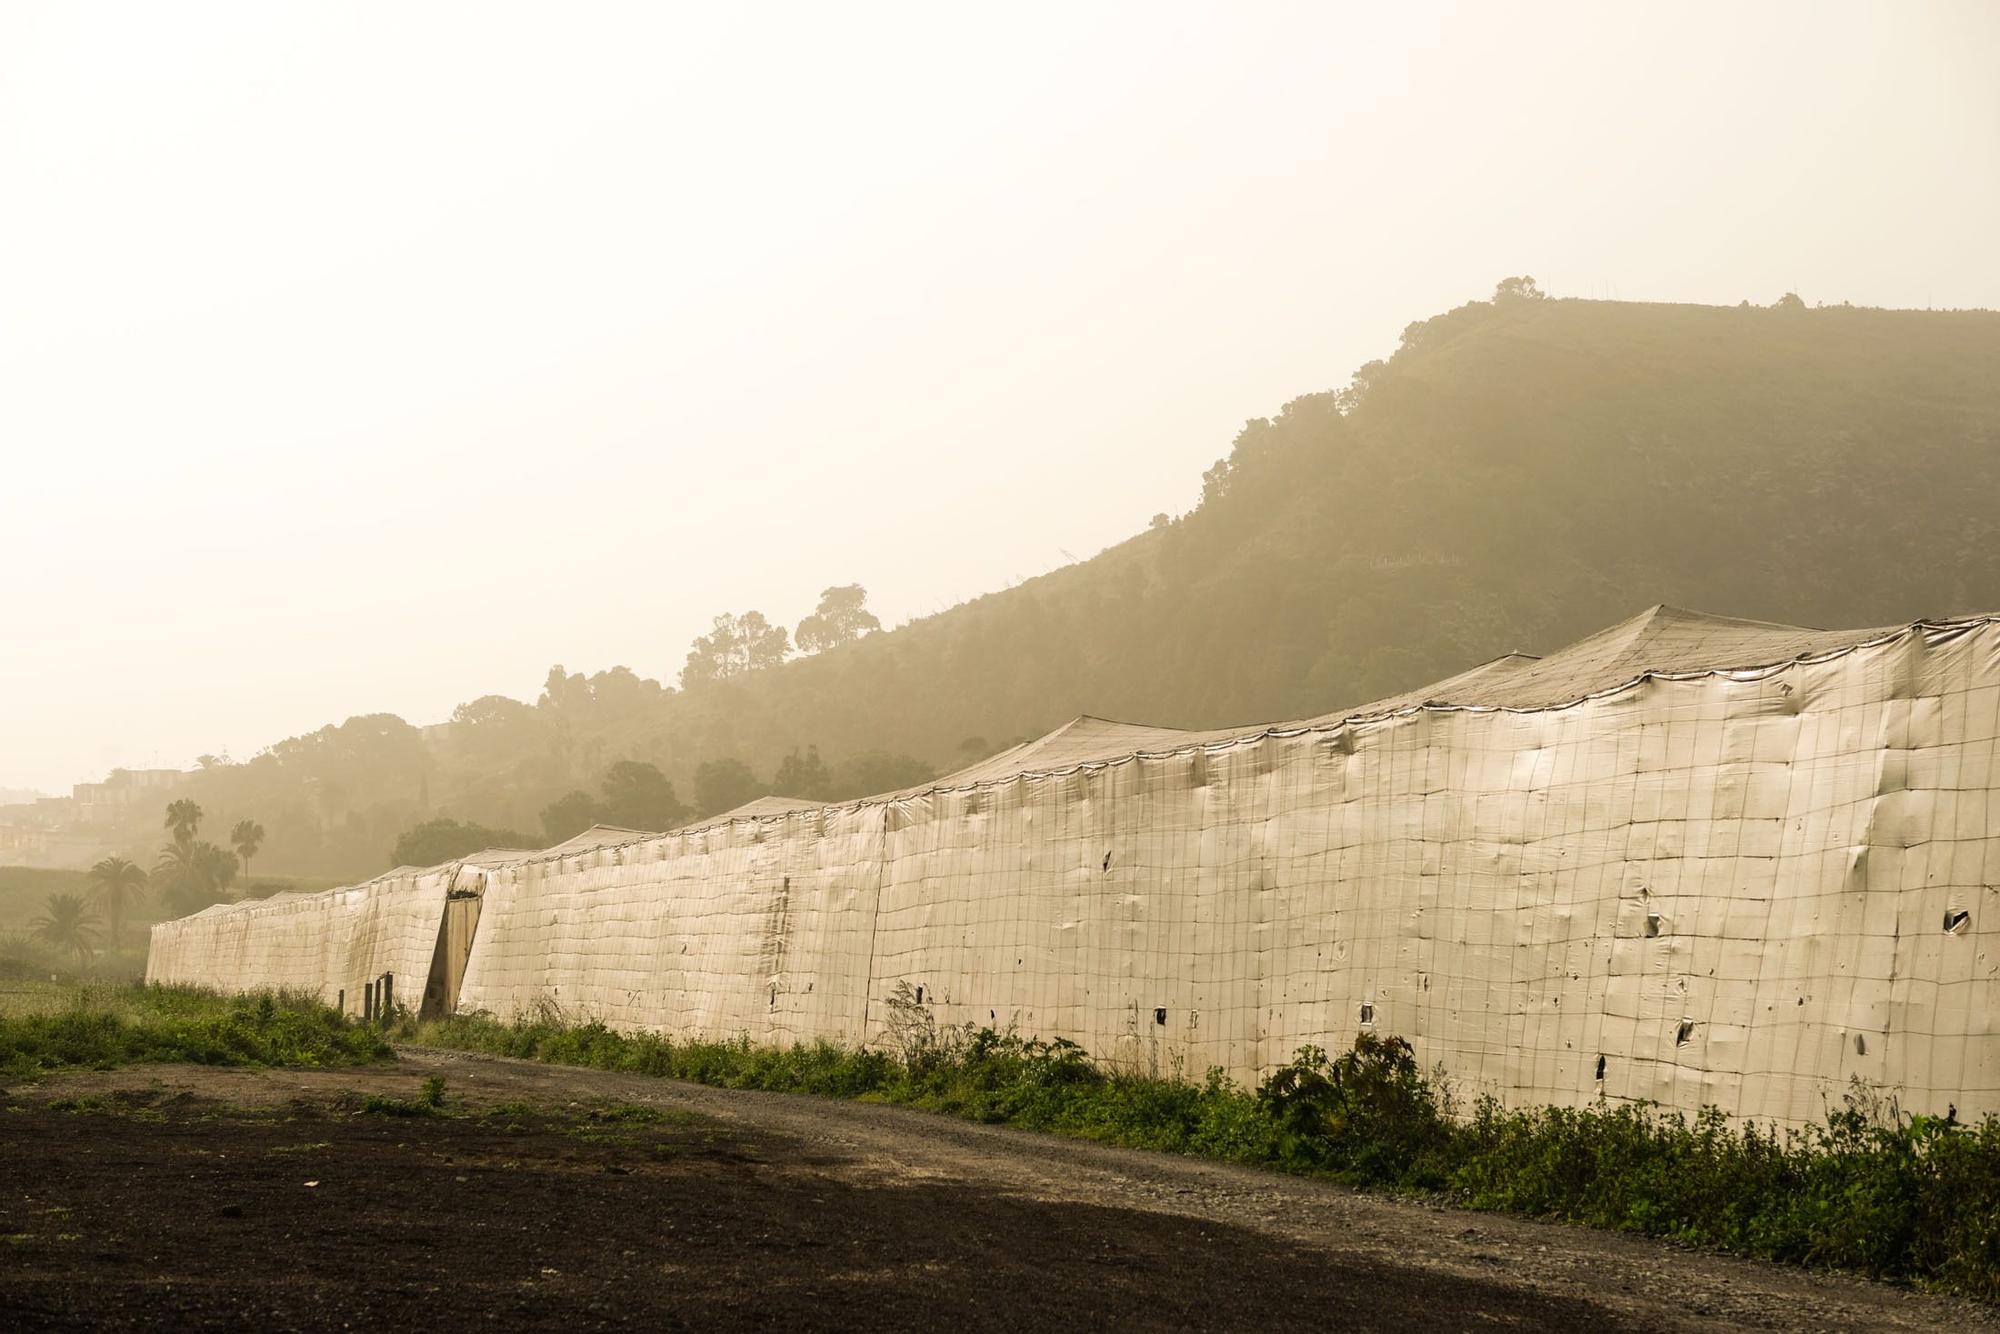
[4,1,1998,794]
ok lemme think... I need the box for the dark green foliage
[827,751,936,801]
[1447,1094,2000,1297]
[597,760,687,831]
[0,985,391,1079]
[401,1010,2000,1300]
[771,746,833,801]
[391,817,537,868]
[1253,1034,1456,1184]
[538,790,603,843]
[692,758,767,818]
[27,892,100,968]
[151,801,241,916]
[540,760,689,840]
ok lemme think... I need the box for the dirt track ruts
[1,1048,1992,1332]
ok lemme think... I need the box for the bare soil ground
[2,1050,1993,1332]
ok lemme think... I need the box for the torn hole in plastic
[1675,1019,1695,1047]
[1594,1054,1607,1081]
[1644,911,1662,938]
[1358,1002,1375,1025]
[1855,1034,1867,1056]
[1945,908,1971,935]
[1154,1006,1167,1026]
[914,985,924,1005]
[1102,851,1112,872]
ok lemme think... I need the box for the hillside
[114,290,2000,878]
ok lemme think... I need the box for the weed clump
[362,1073,450,1117]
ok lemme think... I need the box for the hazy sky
[2,2,1996,793]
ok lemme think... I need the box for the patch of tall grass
[0,983,391,1079]
[400,995,2000,1299]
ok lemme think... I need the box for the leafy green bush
[400,1005,2000,1299]
[1254,1034,1456,1184]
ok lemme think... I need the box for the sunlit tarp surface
[149,607,2000,1124]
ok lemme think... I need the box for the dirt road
[1,1050,1990,1332]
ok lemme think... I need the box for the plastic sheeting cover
[149,607,2000,1124]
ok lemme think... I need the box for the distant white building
[72,768,187,825]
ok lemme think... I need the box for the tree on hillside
[537,667,667,720]
[680,612,791,688]
[795,585,882,654]
[230,819,265,879]
[539,666,596,714]
[30,892,100,968]
[265,714,431,816]
[598,759,687,831]
[390,817,538,869]
[87,855,147,952]
[693,758,766,819]
[771,746,832,801]
[542,760,688,841]
[1493,275,1545,302]
[540,789,604,843]
[454,693,541,733]
[164,799,203,842]
[1200,456,1234,506]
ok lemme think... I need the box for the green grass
[0,983,391,1079]
[399,1008,2000,1301]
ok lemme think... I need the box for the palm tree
[152,839,199,912]
[194,841,239,894]
[30,893,100,969]
[88,855,148,953]
[230,819,265,880]
[153,839,236,916]
[164,799,204,843]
